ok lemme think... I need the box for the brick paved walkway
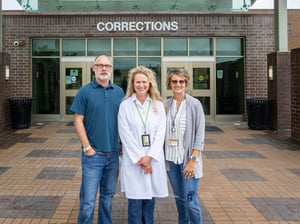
[0,122,300,223]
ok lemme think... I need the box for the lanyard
[170,96,184,132]
[134,100,151,134]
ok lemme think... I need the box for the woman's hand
[137,156,153,174]
[184,160,196,179]
[142,164,153,174]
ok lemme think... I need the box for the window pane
[90,67,95,82]
[62,39,85,56]
[114,38,136,56]
[65,68,82,90]
[32,39,60,56]
[87,38,111,56]
[66,97,75,115]
[189,38,213,56]
[216,38,244,56]
[164,38,187,56]
[138,38,161,56]
[193,67,210,90]
[113,57,136,92]
[216,57,244,114]
[32,58,60,114]
[195,97,210,115]
[138,57,161,92]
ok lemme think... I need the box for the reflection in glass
[32,39,60,56]
[114,38,136,56]
[216,38,244,56]
[62,39,85,56]
[113,58,136,93]
[90,68,95,81]
[66,97,75,115]
[65,68,82,90]
[32,58,60,114]
[164,38,187,56]
[138,57,161,92]
[31,36,246,118]
[195,97,210,115]
[87,39,111,56]
[216,57,244,114]
[189,38,213,56]
[138,38,161,56]
[193,67,210,90]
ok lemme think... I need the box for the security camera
[13,41,19,47]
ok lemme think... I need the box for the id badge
[142,134,151,147]
[168,139,178,147]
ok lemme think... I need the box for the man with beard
[71,55,124,224]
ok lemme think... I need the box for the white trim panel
[61,57,95,62]
[162,56,215,62]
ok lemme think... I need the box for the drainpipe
[274,0,288,52]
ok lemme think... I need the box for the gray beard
[96,73,111,81]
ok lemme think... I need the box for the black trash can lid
[247,97,269,103]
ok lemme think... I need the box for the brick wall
[2,11,275,97]
[0,54,6,130]
[1,11,275,128]
[268,52,291,130]
[288,10,300,50]
[0,53,10,130]
[291,48,300,140]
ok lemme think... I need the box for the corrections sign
[96,21,179,32]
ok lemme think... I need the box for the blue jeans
[167,162,202,224]
[78,151,119,224]
[128,198,155,224]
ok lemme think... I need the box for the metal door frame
[162,56,215,121]
[60,57,94,121]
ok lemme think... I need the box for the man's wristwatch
[190,155,199,162]
[83,145,91,152]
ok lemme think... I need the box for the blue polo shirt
[70,80,124,153]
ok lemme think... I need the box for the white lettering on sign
[96,21,179,32]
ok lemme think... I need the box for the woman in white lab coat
[118,66,168,224]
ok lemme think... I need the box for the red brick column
[267,52,291,130]
[291,48,300,141]
[0,52,10,130]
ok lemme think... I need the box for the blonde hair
[126,66,162,102]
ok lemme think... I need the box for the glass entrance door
[190,62,214,118]
[61,62,94,120]
[162,61,214,121]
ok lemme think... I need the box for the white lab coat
[118,94,168,199]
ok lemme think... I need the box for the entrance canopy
[2,0,23,10]
[251,0,300,9]
[14,0,257,12]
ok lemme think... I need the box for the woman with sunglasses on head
[164,68,205,224]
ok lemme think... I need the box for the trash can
[246,97,269,130]
[9,97,32,129]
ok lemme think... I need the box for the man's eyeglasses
[94,64,112,69]
[171,80,186,84]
